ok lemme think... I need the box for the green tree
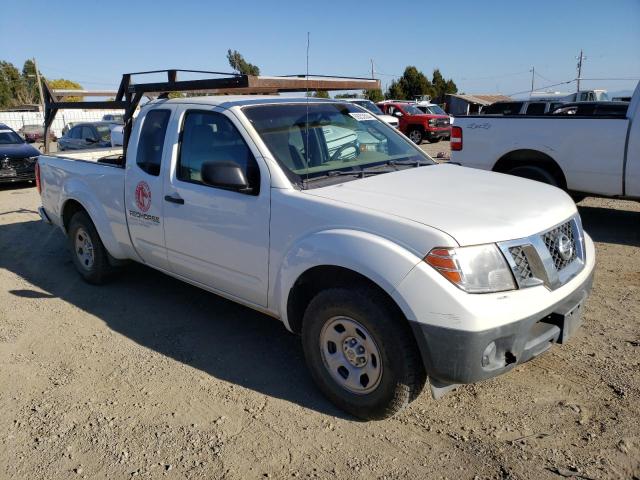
[306,90,329,98]
[226,49,260,76]
[385,79,406,99]
[22,59,41,105]
[364,88,384,102]
[48,78,83,102]
[0,61,30,107]
[431,69,458,101]
[385,66,435,100]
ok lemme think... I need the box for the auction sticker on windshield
[349,112,376,121]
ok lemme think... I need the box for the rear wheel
[407,128,424,144]
[67,211,113,284]
[302,287,426,420]
[507,165,559,187]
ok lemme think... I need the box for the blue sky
[2,0,639,98]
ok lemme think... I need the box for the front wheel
[407,128,424,144]
[67,211,113,284]
[427,136,441,143]
[302,287,426,420]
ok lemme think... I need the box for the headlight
[28,156,38,163]
[425,244,516,293]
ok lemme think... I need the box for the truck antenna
[305,31,310,187]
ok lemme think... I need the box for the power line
[507,79,575,97]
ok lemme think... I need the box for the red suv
[377,101,451,144]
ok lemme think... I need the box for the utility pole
[33,57,45,114]
[576,49,586,92]
[530,66,535,94]
[370,59,375,79]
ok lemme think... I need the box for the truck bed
[38,148,133,260]
[451,115,630,196]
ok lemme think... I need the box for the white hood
[305,164,577,246]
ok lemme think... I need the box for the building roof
[446,93,512,105]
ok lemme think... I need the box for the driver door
[162,107,271,307]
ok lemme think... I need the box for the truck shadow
[0,218,349,419]
[578,204,640,247]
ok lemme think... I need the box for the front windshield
[96,125,112,142]
[244,102,432,183]
[0,128,24,144]
[425,105,446,115]
[401,104,423,115]
[353,100,384,115]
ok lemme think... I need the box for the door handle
[164,194,184,205]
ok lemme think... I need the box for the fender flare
[271,229,423,331]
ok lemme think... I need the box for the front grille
[542,221,577,271]
[436,119,449,127]
[509,246,533,282]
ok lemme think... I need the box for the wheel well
[286,266,405,334]
[62,200,87,232]
[493,149,567,190]
[408,124,424,132]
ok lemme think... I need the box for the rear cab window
[136,109,171,176]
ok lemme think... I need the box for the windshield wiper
[326,168,392,178]
[386,159,433,168]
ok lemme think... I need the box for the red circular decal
[135,181,152,212]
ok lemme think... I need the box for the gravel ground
[0,180,638,479]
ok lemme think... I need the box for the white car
[341,98,400,128]
[37,96,595,419]
[451,82,640,199]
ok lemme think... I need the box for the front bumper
[394,232,596,393]
[409,266,593,387]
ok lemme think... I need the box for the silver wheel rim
[409,130,421,143]
[74,227,95,270]
[319,316,383,395]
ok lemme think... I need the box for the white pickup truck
[37,96,595,419]
[450,82,640,199]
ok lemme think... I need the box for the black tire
[67,211,113,284]
[407,128,424,144]
[507,165,559,187]
[427,137,441,143]
[301,287,426,420]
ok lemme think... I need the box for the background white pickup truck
[450,82,640,199]
[37,95,595,419]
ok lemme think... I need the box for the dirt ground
[0,179,638,480]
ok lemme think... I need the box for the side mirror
[201,161,251,193]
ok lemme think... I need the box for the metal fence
[0,109,125,138]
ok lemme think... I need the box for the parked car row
[377,100,451,144]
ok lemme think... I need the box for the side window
[178,111,259,194]
[70,127,82,139]
[136,109,170,176]
[81,126,95,140]
[525,103,546,115]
